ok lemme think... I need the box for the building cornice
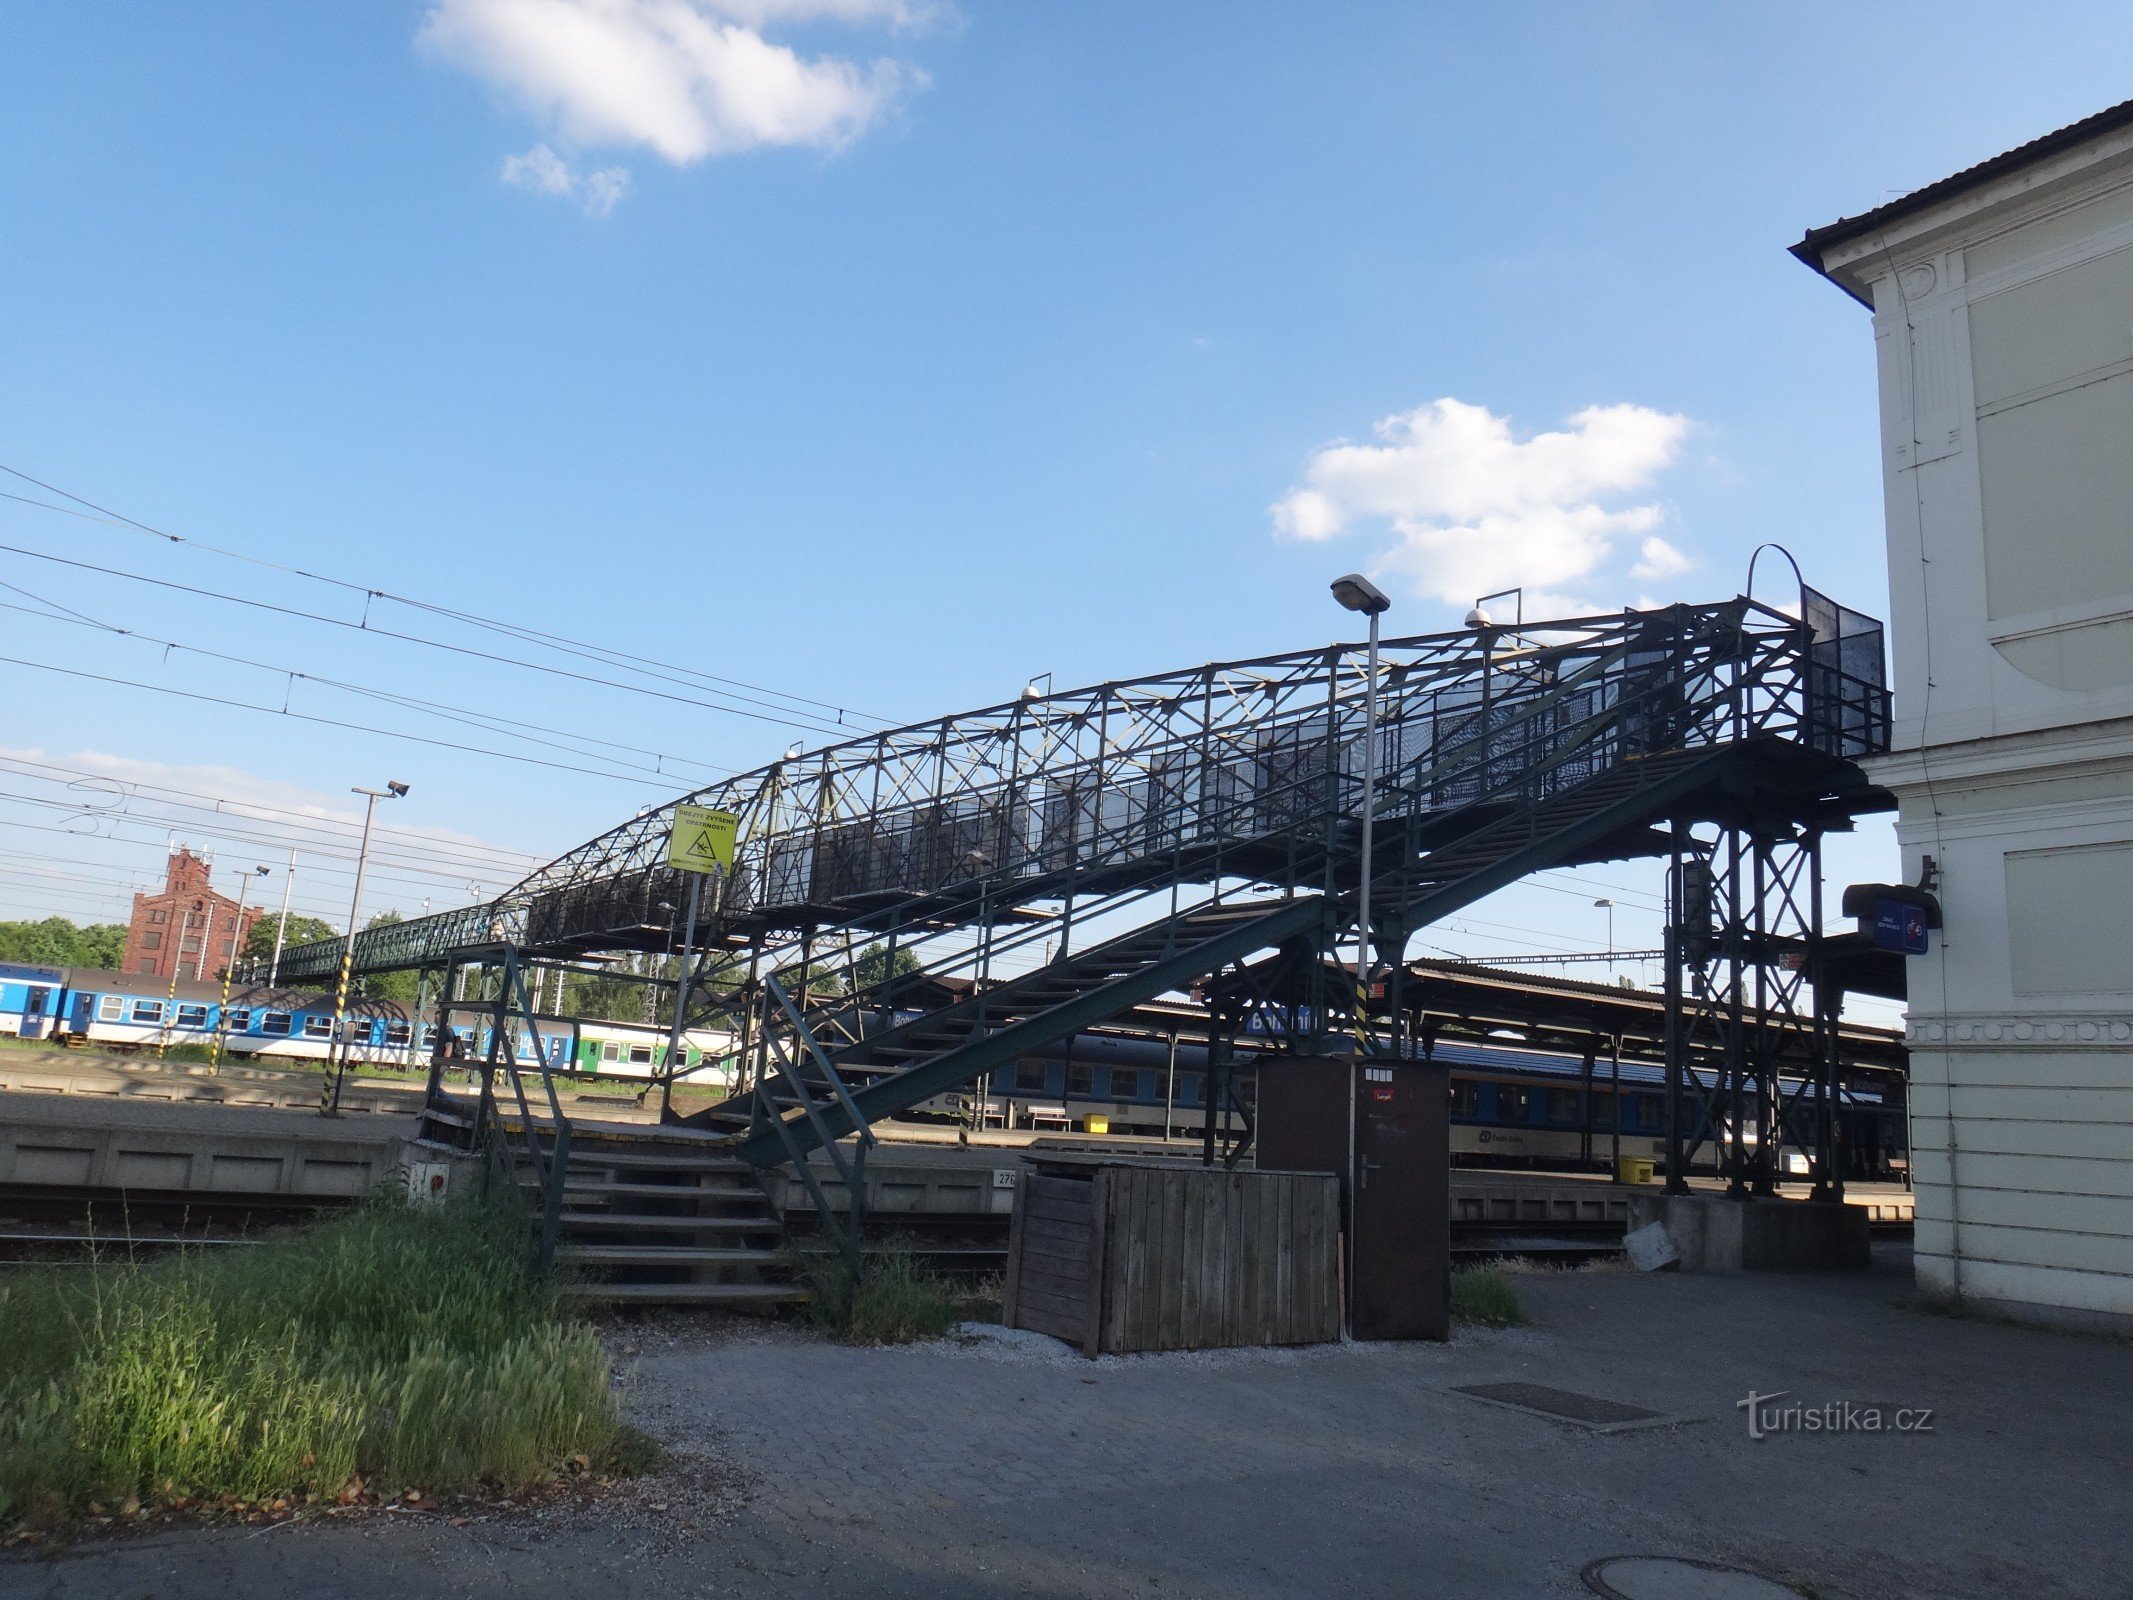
[1910,1011,2133,1049]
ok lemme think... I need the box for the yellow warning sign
[667,805,738,875]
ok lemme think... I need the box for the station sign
[666,805,739,876]
[1872,897,1930,955]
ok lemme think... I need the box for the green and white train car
[568,1018,738,1091]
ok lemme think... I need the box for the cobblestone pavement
[7,1246,2129,1599]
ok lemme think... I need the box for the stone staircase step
[560,1280,805,1306]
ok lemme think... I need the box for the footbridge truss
[268,588,1893,1199]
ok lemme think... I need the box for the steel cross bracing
[262,594,1886,987]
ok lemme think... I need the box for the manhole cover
[1452,1381,1675,1433]
[1584,1555,1802,1598]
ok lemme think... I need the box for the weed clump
[787,1243,962,1345]
[1449,1265,1529,1329]
[0,1196,620,1535]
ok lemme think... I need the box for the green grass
[0,1197,621,1534]
[786,1241,963,1345]
[1449,1265,1529,1329]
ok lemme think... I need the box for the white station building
[1796,101,2133,1329]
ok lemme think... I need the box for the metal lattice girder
[259,594,1890,987]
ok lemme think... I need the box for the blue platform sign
[1873,898,1930,955]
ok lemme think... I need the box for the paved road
[8,1246,2127,1599]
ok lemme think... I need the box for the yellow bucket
[1616,1155,1656,1186]
[1083,1114,1110,1135]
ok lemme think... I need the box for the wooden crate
[1001,1157,1340,1356]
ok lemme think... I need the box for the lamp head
[1330,573,1391,616]
[783,743,803,762]
[386,781,410,799]
[1464,605,1492,629]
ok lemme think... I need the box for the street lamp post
[1594,897,1616,983]
[323,781,408,1115]
[267,847,297,985]
[1330,574,1392,1048]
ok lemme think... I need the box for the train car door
[70,992,94,1035]
[19,987,51,1039]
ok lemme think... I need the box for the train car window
[1109,1068,1140,1101]
[1547,1088,1581,1125]
[1180,1072,1203,1106]
[1496,1085,1532,1122]
[175,1004,209,1029]
[1014,1060,1046,1091]
[262,1011,293,1036]
[420,1025,438,1048]
[97,994,125,1022]
[345,1019,374,1044]
[1634,1096,1662,1130]
[303,1016,334,1040]
[1066,1064,1093,1096]
[1449,1082,1481,1118]
[1590,1087,1618,1127]
[227,1009,251,1032]
[601,1041,621,1062]
[385,1021,412,1046]
[129,999,166,1025]
[628,1043,653,1064]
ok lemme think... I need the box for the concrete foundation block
[1625,1193,1870,1272]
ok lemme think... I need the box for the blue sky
[2,1,2128,989]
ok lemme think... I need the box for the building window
[142,931,163,951]
[149,909,167,925]
[175,1003,209,1030]
[303,1016,334,1040]
[1066,1063,1093,1097]
[97,994,125,1022]
[1108,1067,1140,1101]
[180,937,201,955]
[130,999,165,1025]
[261,1011,293,1037]
[1014,1060,1046,1092]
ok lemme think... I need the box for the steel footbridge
[264,588,1893,1246]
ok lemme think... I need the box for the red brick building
[121,848,261,982]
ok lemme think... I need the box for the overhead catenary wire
[0,589,735,784]
[0,471,886,733]
[0,753,546,873]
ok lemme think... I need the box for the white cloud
[1629,534,1692,581]
[502,143,633,214]
[1270,398,1693,614]
[421,0,923,175]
